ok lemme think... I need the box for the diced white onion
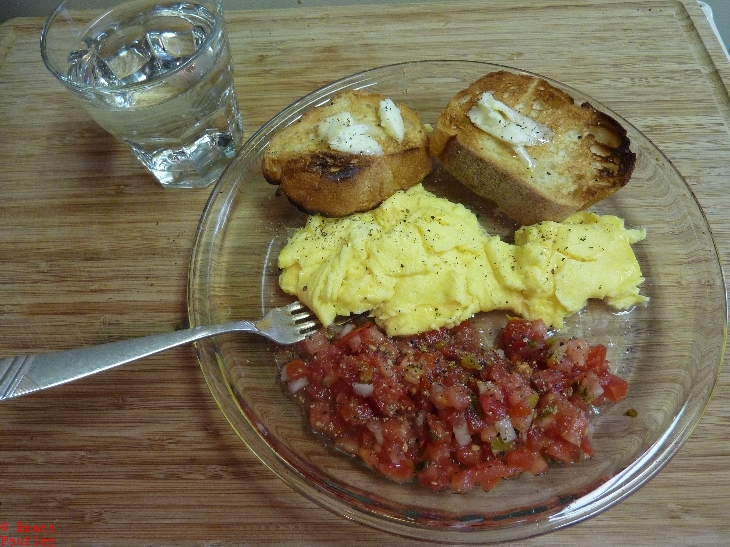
[495,416,517,443]
[477,380,503,401]
[353,383,374,397]
[367,421,385,445]
[453,420,472,447]
[430,383,445,402]
[338,323,356,337]
[388,447,403,464]
[587,383,605,400]
[288,377,308,394]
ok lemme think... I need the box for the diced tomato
[563,338,589,369]
[505,445,549,475]
[451,320,480,352]
[543,438,581,464]
[546,339,581,373]
[510,412,534,436]
[377,459,415,484]
[532,368,570,395]
[488,361,511,384]
[372,373,412,417]
[581,435,595,459]
[576,370,605,403]
[556,408,590,447]
[333,322,376,350]
[430,383,472,411]
[478,392,507,424]
[505,382,537,435]
[287,318,627,494]
[450,467,478,494]
[543,395,590,447]
[525,428,551,452]
[338,395,374,426]
[300,330,330,356]
[423,441,452,465]
[309,400,333,433]
[597,374,629,403]
[412,326,450,349]
[359,446,379,469]
[473,461,517,491]
[304,378,331,401]
[381,416,415,446]
[334,355,361,383]
[426,414,452,445]
[502,317,548,363]
[586,344,608,372]
[284,358,308,380]
[334,433,360,455]
[417,461,451,492]
[465,404,487,435]
[360,324,388,347]
[455,443,484,466]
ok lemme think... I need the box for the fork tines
[287,301,319,334]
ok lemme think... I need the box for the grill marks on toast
[307,152,365,182]
[262,90,431,217]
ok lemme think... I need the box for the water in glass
[64,2,243,188]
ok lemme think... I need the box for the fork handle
[0,320,256,401]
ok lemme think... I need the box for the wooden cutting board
[0,0,729,545]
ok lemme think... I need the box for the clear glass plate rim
[188,60,728,543]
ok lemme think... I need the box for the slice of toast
[263,90,431,217]
[430,71,636,226]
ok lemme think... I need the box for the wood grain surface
[1,0,729,545]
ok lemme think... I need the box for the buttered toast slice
[430,71,636,226]
[263,90,431,217]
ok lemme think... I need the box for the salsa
[282,317,628,493]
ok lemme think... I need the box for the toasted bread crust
[430,71,636,225]
[263,90,431,217]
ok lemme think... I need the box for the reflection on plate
[188,61,726,544]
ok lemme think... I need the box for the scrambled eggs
[278,185,647,336]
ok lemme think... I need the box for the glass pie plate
[187,61,726,543]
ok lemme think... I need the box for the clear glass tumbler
[41,0,244,188]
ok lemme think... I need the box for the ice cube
[146,27,206,67]
[66,48,122,87]
[93,54,123,86]
[67,48,96,84]
[102,41,152,84]
[66,33,109,85]
[192,25,207,47]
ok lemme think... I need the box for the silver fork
[0,301,317,402]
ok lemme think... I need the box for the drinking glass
[41,0,244,188]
